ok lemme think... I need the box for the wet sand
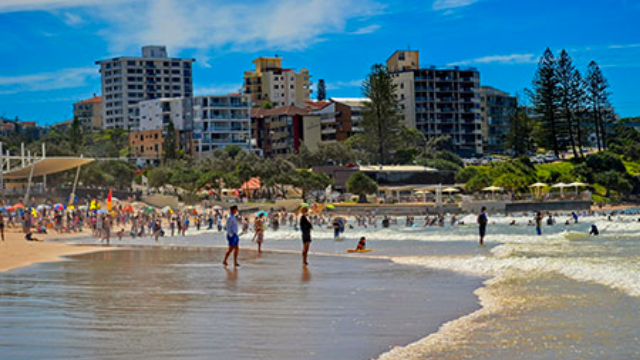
[0,247,483,360]
[0,227,103,272]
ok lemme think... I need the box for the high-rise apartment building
[73,94,102,130]
[480,86,517,154]
[96,45,195,130]
[243,57,311,108]
[193,94,252,155]
[387,50,483,157]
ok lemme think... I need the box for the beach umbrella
[567,182,588,195]
[482,186,504,192]
[13,204,25,209]
[326,204,336,210]
[5,206,14,211]
[442,187,460,193]
[529,183,548,199]
[78,205,88,211]
[68,205,75,211]
[161,206,173,214]
[300,203,309,208]
[97,209,108,214]
[552,182,568,196]
[256,210,268,217]
[482,186,503,200]
[36,204,47,211]
[123,205,134,212]
[53,204,65,211]
[144,206,155,214]
[212,205,223,211]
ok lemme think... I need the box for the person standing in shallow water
[223,206,240,268]
[299,207,313,266]
[477,207,488,246]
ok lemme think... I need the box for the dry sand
[0,227,104,273]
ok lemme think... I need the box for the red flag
[107,188,113,211]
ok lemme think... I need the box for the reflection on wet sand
[0,247,482,360]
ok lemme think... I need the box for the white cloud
[350,24,381,35]
[88,0,383,53]
[1,0,383,54]
[608,43,640,49]
[62,11,83,25]
[432,0,480,11]
[0,0,134,12]
[447,53,537,66]
[0,67,98,94]
[326,79,363,91]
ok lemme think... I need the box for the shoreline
[0,228,106,273]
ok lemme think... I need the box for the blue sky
[1,0,639,124]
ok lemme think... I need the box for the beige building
[387,50,483,157]
[73,94,102,130]
[243,57,311,108]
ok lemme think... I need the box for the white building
[138,97,194,131]
[193,94,252,155]
[96,45,195,130]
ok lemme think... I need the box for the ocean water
[12,212,640,359]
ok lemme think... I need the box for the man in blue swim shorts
[223,205,241,268]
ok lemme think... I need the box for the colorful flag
[107,188,113,211]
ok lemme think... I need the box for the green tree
[556,50,581,158]
[163,120,177,161]
[506,105,535,156]
[148,167,172,188]
[594,171,632,197]
[225,145,243,158]
[531,48,563,157]
[346,172,378,203]
[360,64,403,164]
[69,116,82,153]
[294,169,332,200]
[585,61,613,151]
[317,79,327,101]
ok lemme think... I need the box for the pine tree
[585,61,612,150]
[532,48,563,157]
[317,79,327,101]
[556,50,579,158]
[361,64,403,164]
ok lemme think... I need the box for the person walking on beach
[299,207,313,266]
[477,207,488,246]
[223,206,240,268]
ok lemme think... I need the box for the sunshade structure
[567,182,589,195]
[482,186,504,192]
[529,182,548,199]
[3,157,94,180]
[241,177,261,191]
[552,182,569,196]
[442,187,460,193]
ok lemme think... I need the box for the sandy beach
[0,227,103,272]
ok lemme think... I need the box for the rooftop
[250,105,309,118]
[75,95,102,105]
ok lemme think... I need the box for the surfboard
[347,249,373,253]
